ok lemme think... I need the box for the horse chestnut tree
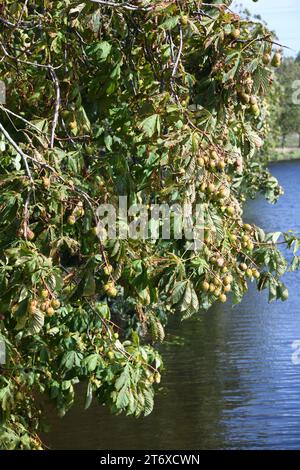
[0,0,299,449]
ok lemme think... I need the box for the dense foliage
[1,0,300,449]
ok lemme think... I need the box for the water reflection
[45,161,300,450]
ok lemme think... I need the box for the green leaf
[83,270,96,297]
[159,16,180,30]
[143,388,154,416]
[268,282,277,303]
[83,353,99,372]
[60,351,83,370]
[180,281,199,316]
[104,135,113,151]
[0,384,13,412]
[84,382,93,410]
[88,41,112,61]
[116,385,130,409]
[222,54,240,83]
[139,114,160,137]
[115,364,131,391]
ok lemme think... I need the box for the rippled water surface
[45,160,300,450]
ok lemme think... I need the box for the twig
[0,17,40,31]
[15,0,29,28]
[172,25,183,78]
[90,0,152,11]
[256,35,289,50]
[0,121,34,184]
[23,189,32,239]
[168,32,175,63]
[60,116,77,147]
[48,66,61,148]
[192,10,214,20]
[0,105,50,144]
[0,43,62,70]
[201,2,232,12]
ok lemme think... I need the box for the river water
[45,160,300,450]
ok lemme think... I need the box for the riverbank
[271,148,300,162]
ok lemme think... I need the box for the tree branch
[172,26,183,77]
[0,121,34,184]
[48,66,61,148]
[89,0,152,12]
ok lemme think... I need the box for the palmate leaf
[116,385,130,409]
[222,53,241,83]
[181,306,195,320]
[60,351,83,370]
[83,270,96,297]
[84,381,93,410]
[83,353,99,372]
[244,123,263,150]
[148,312,165,343]
[0,382,14,412]
[143,388,154,417]
[290,256,300,272]
[185,156,196,180]
[139,114,161,137]
[269,282,277,303]
[252,65,272,94]
[158,15,180,31]
[171,280,187,305]
[232,281,245,305]
[206,209,224,243]
[180,280,199,318]
[135,391,145,417]
[25,310,45,336]
[277,282,289,302]
[86,41,112,61]
[115,364,131,391]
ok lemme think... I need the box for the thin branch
[172,26,183,77]
[168,32,175,63]
[48,66,61,148]
[256,35,289,50]
[192,10,214,20]
[201,2,233,12]
[0,16,37,30]
[25,153,97,209]
[23,189,32,239]
[0,105,50,144]
[0,43,62,70]
[15,0,29,28]
[60,116,77,147]
[89,0,152,11]
[0,17,16,27]
[0,121,34,184]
